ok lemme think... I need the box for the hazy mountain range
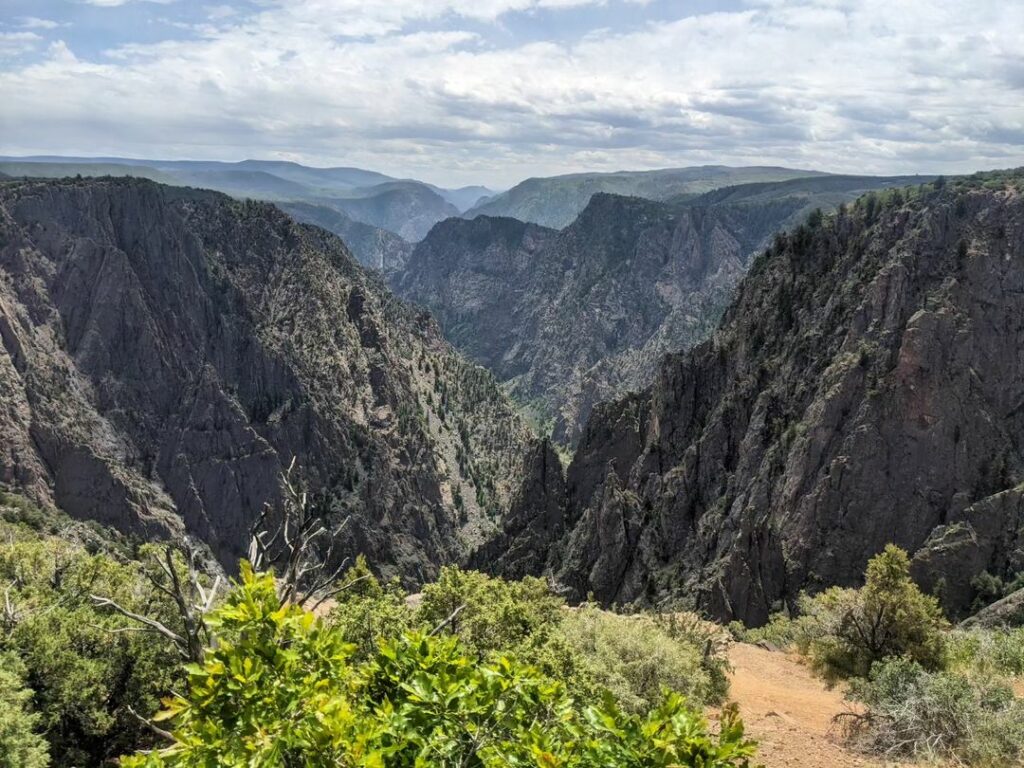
[0,156,494,264]
[462,166,827,229]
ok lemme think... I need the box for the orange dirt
[719,643,908,768]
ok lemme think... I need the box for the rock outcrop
[469,438,567,581]
[499,172,1024,623]
[0,177,533,582]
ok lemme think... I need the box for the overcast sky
[0,0,1022,188]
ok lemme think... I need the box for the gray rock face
[396,176,928,445]
[469,438,566,581]
[961,586,1024,628]
[279,201,413,273]
[504,174,1024,623]
[0,177,533,582]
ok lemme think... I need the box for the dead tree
[91,542,220,664]
[91,459,353,665]
[247,457,353,611]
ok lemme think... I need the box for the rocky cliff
[0,176,533,581]
[396,176,927,444]
[495,172,1024,623]
[279,201,413,273]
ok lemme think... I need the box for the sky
[0,0,1022,188]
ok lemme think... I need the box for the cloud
[0,0,1021,186]
[0,32,42,57]
[16,17,62,30]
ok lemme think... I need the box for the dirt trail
[722,643,906,768]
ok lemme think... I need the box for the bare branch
[246,457,353,609]
[429,604,467,637]
[127,705,174,743]
[305,571,368,614]
[90,595,187,648]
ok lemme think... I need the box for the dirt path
[721,643,906,768]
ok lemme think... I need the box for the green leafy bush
[0,652,49,768]
[123,564,758,767]
[416,566,564,658]
[845,657,1024,766]
[728,604,820,651]
[803,546,948,682]
[733,546,949,685]
[413,567,729,712]
[947,627,1024,678]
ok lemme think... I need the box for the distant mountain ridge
[394,174,932,443]
[462,165,826,229]
[0,156,476,268]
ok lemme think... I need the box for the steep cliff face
[0,177,532,581]
[279,201,413,273]
[507,173,1024,623]
[396,176,926,444]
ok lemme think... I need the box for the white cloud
[0,32,42,57]
[0,0,1021,186]
[16,17,62,30]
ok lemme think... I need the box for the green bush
[325,556,413,661]
[0,522,182,765]
[804,546,948,682]
[122,565,758,767]
[946,627,1024,678]
[415,566,564,658]
[2,504,741,767]
[729,602,821,652]
[559,607,727,713]
[0,652,49,768]
[413,567,729,712]
[846,657,1024,766]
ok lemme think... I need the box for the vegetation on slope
[122,566,755,767]
[0,491,749,767]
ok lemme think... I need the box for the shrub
[559,606,727,713]
[804,546,948,682]
[415,568,730,712]
[0,652,49,768]
[946,627,1024,678]
[845,657,1024,766]
[416,566,564,658]
[0,526,183,766]
[729,601,823,652]
[325,556,413,661]
[122,564,758,767]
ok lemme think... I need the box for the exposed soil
[721,643,908,768]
